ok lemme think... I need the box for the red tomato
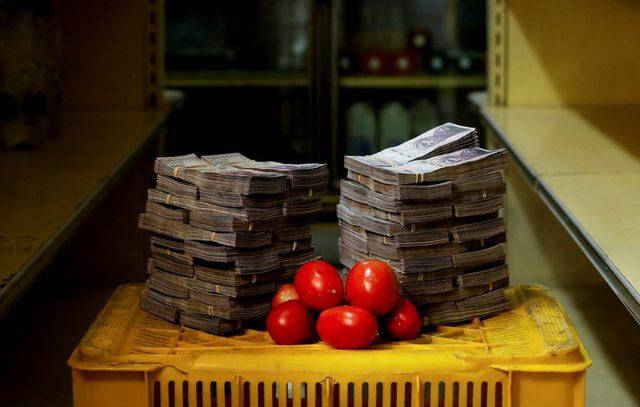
[294,260,344,311]
[266,300,314,345]
[381,297,421,340]
[272,284,299,308]
[345,259,399,315]
[316,306,378,349]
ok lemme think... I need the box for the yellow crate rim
[69,284,590,376]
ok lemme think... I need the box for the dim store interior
[1,0,640,406]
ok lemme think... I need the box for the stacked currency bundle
[138,153,328,335]
[338,123,511,326]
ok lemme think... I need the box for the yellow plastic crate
[68,284,590,407]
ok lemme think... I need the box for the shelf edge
[0,111,171,319]
[471,93,640,324]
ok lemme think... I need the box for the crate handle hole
[495,382,503,407]
[481,382,488,407]
[466,382,474,407]
[315,382,322,407]
[272,382,278,406]
[404,382,412,407]
[196,381,203,407]
[391,382,398,406]
[300,382,308,407]
[362,382,370,407]
[210,381,217,407]
[257,382,265,407]
[347,382,355,407]
[333,383,340,407]
[168,381,175,407]
[376,382,383,407]
[182,381,189,407]
[153,381,161,407]
[424,381,432,407]
[438,381,446,407]
[243,381,251,407]
[452,382,460,407]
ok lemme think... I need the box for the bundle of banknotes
[139,153,328,335]
[338,123,511,326]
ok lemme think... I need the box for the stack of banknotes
[139,153,328,334]
[338,123,511,326]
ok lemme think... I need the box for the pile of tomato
[267,259,421,349]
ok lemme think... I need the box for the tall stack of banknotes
[338,123,510,326]
[138,153,328,335]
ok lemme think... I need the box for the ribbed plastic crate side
[146,368,511,407]
[68,284,591,406]
[73,367,586,407]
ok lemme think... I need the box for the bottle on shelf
[338,50,358,75]
[408,29,432,52]
[360,49,387,75]
[379,102,410,149]
[410,99,439,135]
[388,49,418,75]
[346,102,376,155]
[407,28,432,73]
[425,50,449,75]
[452,51,486,75]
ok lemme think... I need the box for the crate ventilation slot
[153,380,504,407]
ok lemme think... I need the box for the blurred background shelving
[163,0,487,185]
[0,0,173,318]
[166,71,309,88]
[163,0,314,165]
[338,75,485,89]
[165,72,486,89]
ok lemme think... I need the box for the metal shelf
[0,110,169,318]
[471,91,640,324]
[339,74,486,89]
[166,71,309,88]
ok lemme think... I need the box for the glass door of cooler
[332,0,487,181]
[164,0,319,165]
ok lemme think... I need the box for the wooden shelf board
[0,110,169,317]
[339,74,486,89]
[166,71,309,88]
[472,92,640,322]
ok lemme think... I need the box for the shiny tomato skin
[294,260,344,311]
[345,259,399,315]
[316,305,378,349]
[381,297,421,340]
[266,300,314,345]
[271,284,299,308]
